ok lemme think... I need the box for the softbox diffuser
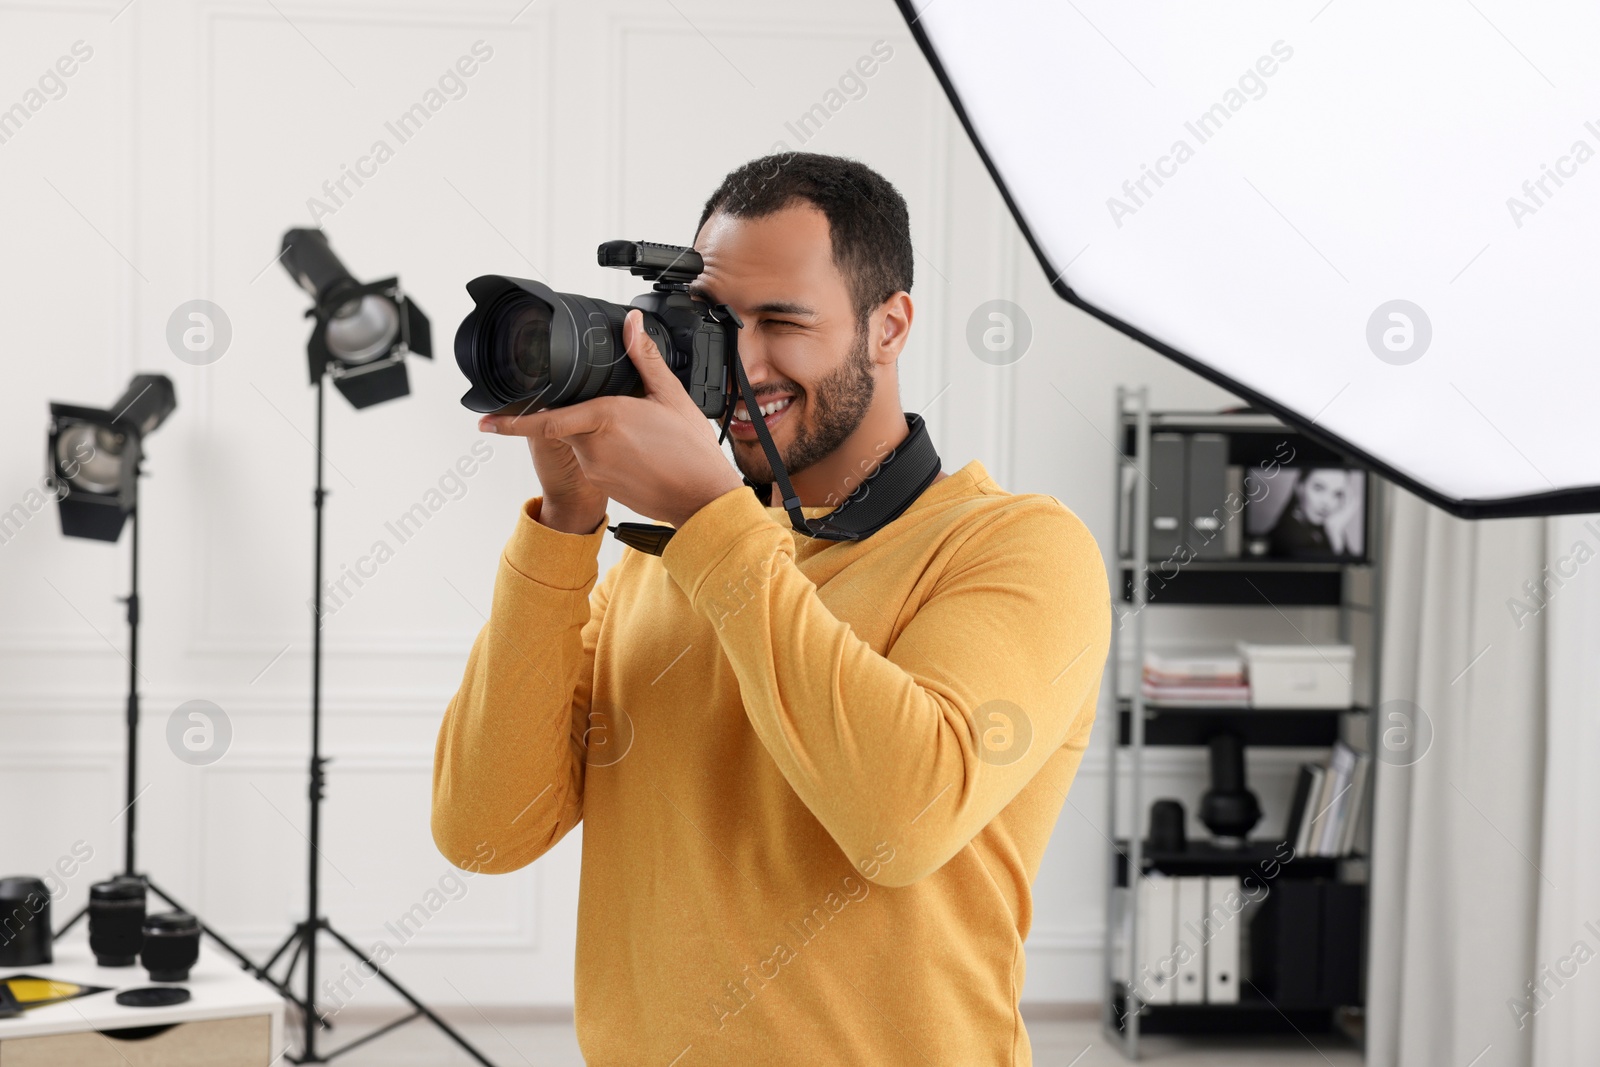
[898,1,1600,518]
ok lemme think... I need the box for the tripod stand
[51,476,305,1015]
[256,376,496,1065]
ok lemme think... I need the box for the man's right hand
[488,418,608,535]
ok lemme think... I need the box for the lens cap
[116,986,191,1008]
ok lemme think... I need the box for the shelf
[1122,411,1291,433]
[1116,702,1361,747]
[1105,395,1379,1055]
[1118,412,1358,468]
[1121,563,1347,605]
[1114,839,1346,885]
[1110,981,1347,1036]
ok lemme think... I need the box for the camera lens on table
[140,910,201,982]
[89,876,147,967]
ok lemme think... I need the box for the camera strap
[608,343,942,556]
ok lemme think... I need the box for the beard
[733,322,876,488]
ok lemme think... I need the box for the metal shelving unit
[1101,388,1385,1059]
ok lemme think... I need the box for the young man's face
[690,203,877,486]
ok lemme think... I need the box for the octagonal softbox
[899,0,1599,517]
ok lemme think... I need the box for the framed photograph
[1244,467,1367,561]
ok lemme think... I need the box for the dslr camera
[455,241,743,422]
[454,239,942,555]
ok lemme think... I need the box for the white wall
[0,0,1335,1012]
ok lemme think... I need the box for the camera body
[455,240,739,419]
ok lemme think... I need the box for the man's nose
[732,328,774,390]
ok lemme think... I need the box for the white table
[0,931,285,1065]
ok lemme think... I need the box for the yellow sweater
[432,458,1110,1066]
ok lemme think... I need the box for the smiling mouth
[728,395,795,435]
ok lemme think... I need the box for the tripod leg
[275,926,322,1029]
[279,930,307,998]
[262,926,302,977]
[53,904,87,940]
[320,923,500,1067]
[277,924,334,1034]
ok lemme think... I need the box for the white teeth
[734,398,792,422]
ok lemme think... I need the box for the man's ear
[870,292,913,366]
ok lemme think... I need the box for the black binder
[1148,432,1186,560]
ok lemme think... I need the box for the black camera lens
[458,277,651,417]
[141,910,201,982]
[0,876,52,967]
[89,876,147,967]
[479,288,557,404]
[456,243,737,421]
[503,296,553,388]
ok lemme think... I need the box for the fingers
[624,310,721,439]
[479,401,610,440]
[623,310,677,394]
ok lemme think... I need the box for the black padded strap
[609,345,942,555]
[741,411,940,541]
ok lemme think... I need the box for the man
[432,153,1110,1065]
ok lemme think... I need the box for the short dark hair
[696,153,913,327]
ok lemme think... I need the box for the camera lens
[457,286,566,415]
[458,277,643,415]
[495,293,553,395]
[89,876,147,967]
[0,877,52,967]
[141,910,201,983]
[456,272,718,419]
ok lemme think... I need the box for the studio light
[270,230,492,1064]
[898,2,1599,518]
[43,376,285,1007]
[280,227,432,409]
[47,374,176,542]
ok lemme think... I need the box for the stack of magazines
[1140,649,1250,707]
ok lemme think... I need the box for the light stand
[264,230,495,1065]
[47,379,304,1014]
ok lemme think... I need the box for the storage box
[1239,643,1355,709]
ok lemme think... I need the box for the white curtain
[1530,512,1600,1064]
[1367,488,1600,1067]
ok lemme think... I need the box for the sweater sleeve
[431,495,615,874]
[659,484,1111,887]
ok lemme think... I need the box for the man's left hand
[478,309,747,529]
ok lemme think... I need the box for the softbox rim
[893,0,1600,520]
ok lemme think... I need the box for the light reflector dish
[900,0,1600,517]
